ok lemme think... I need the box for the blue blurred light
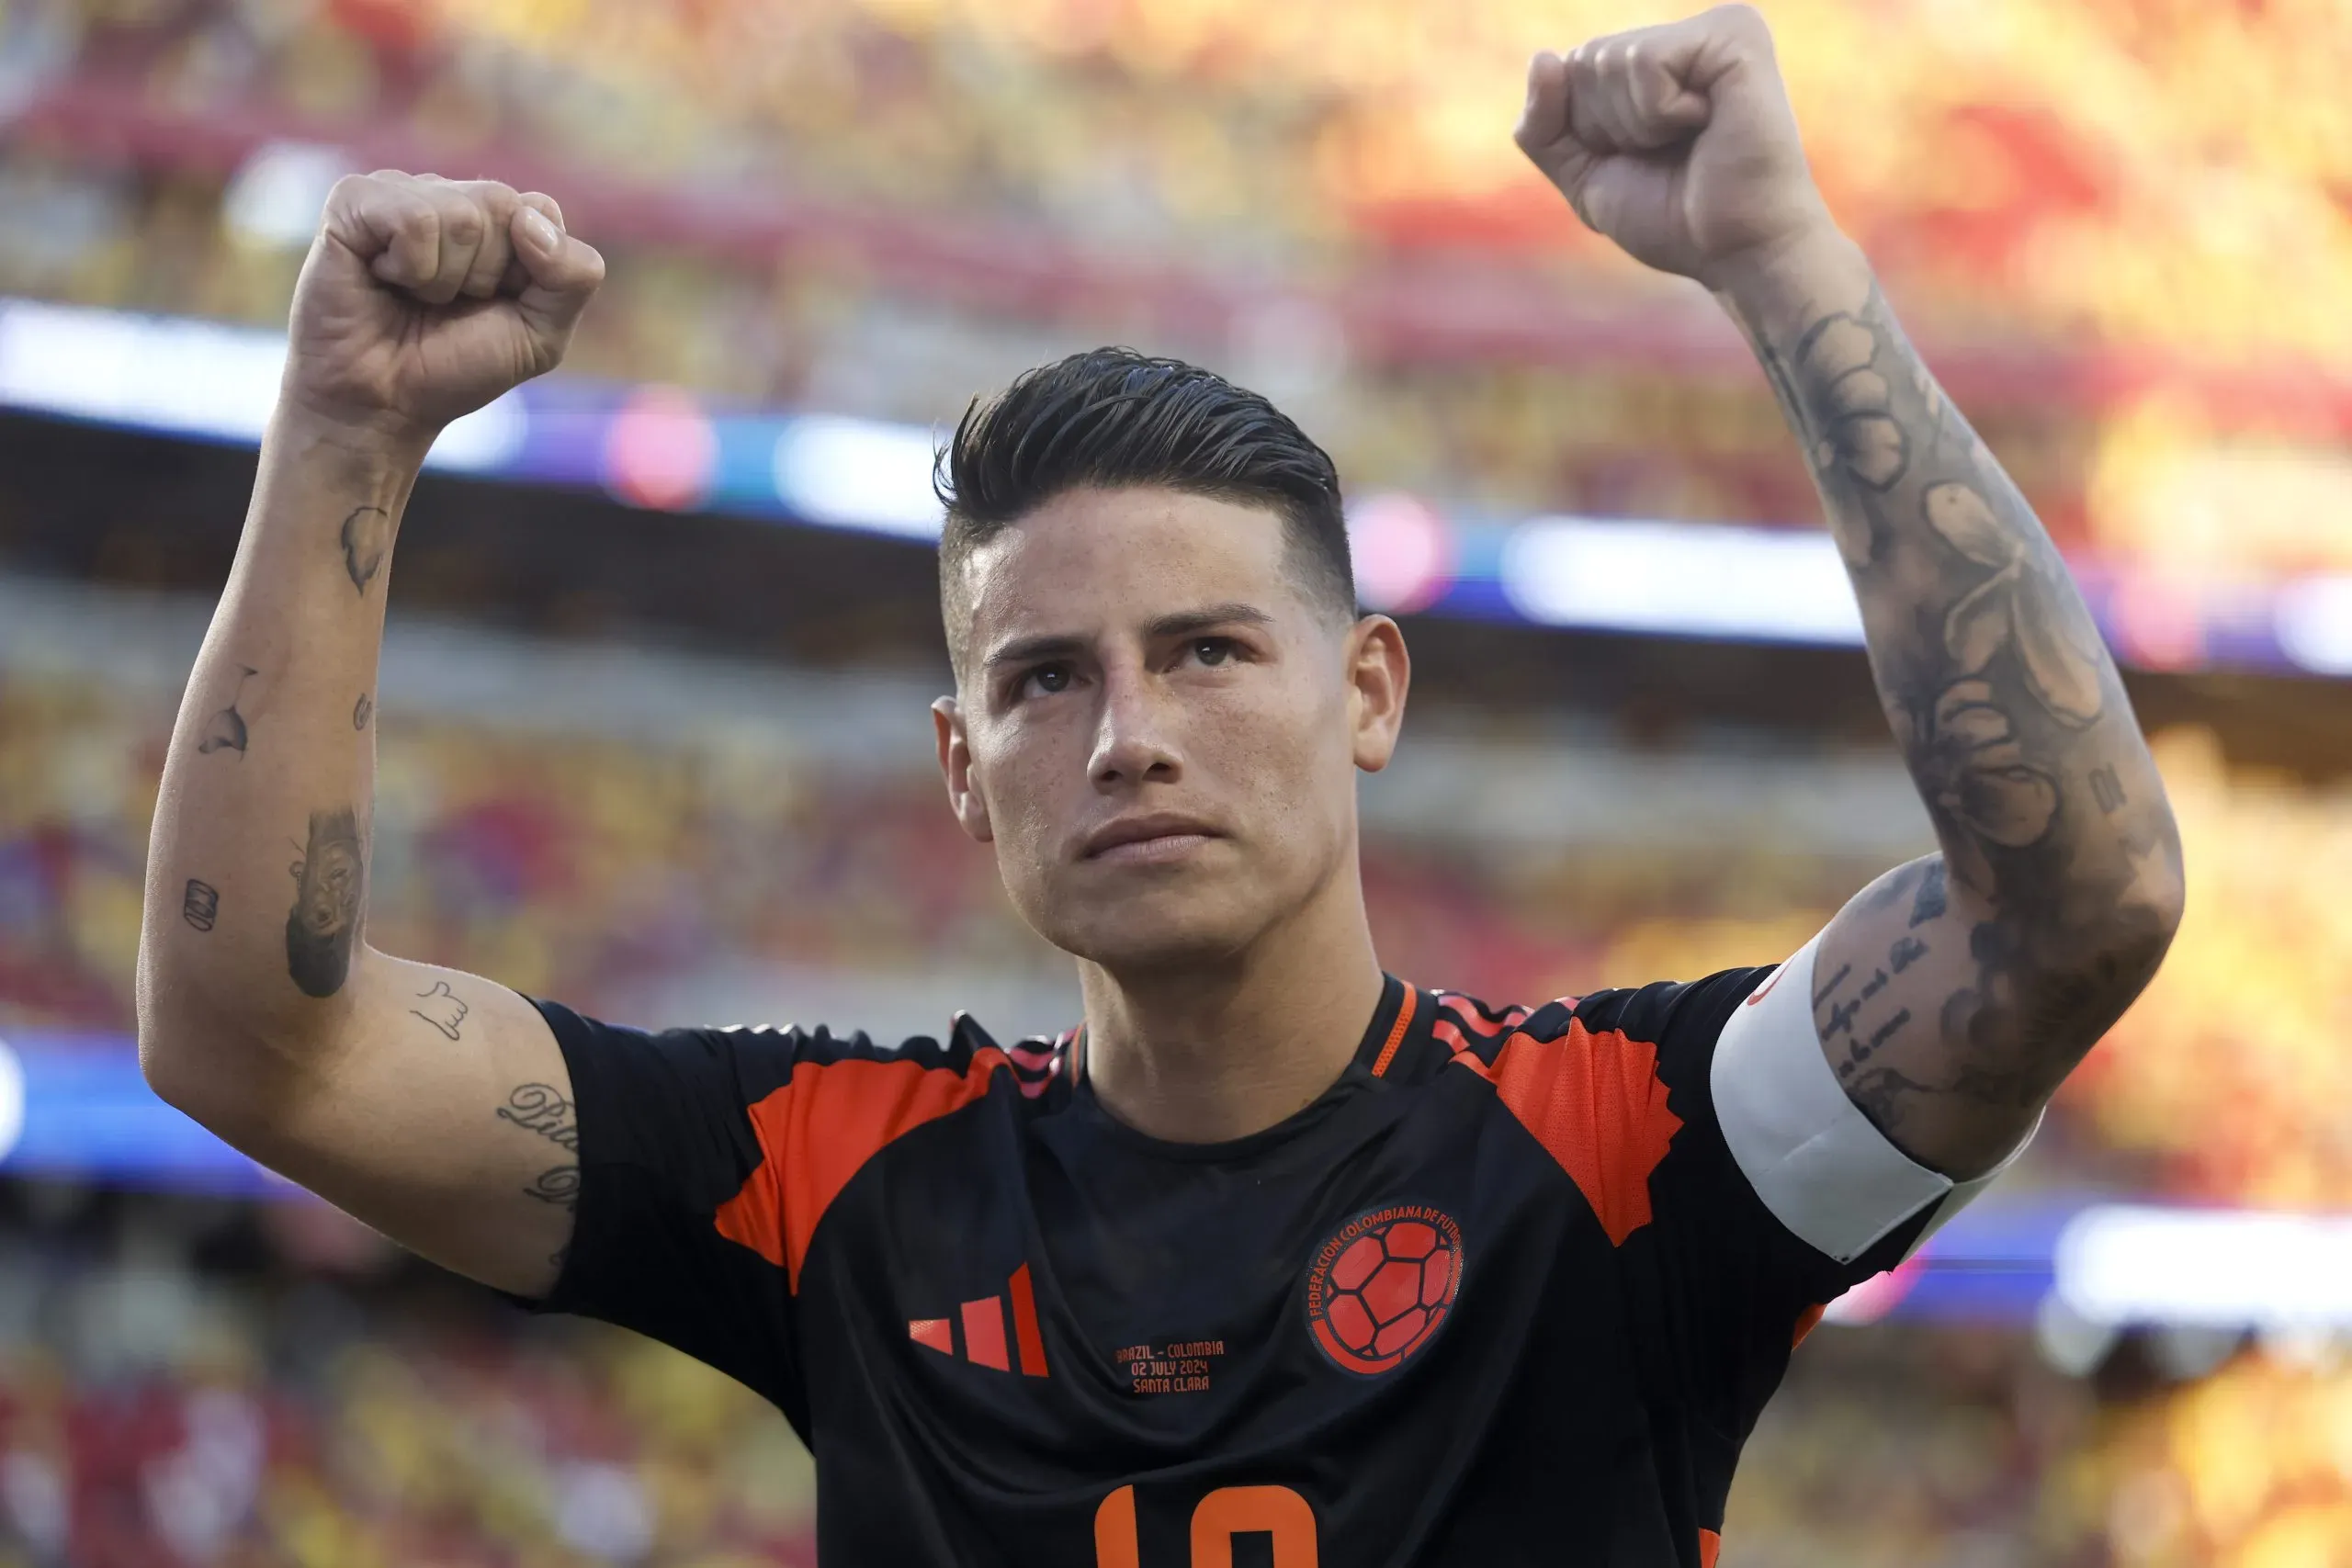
[0,294,2340,675]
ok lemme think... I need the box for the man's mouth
[1080,813,1223,863]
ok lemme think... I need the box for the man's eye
[1023,665,1071,697]
[1193,638,1234,667]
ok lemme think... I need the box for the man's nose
[1088,667,1182,787]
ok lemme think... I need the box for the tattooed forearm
[524,1165,580,1212]
[496,1083,578,1151]
[197,666,258,757]
[340,505,392,593]
[181,879,220,932]
[410,980,469,1041]
[1738,280,2170,901]
[285,807,364,998]
[1733,251,2183,1154]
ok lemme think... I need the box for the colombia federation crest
[1303,1202,1464,1376]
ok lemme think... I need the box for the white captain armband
[1709,931,2042,1266]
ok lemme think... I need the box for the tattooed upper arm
[170,952,580,1300]
[1728,260,2184,1177]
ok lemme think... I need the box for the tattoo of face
[496,1083,579,1151]
[341,505,392,593]
[524,1166,581,1212]
[197,666,258,757]
[353,693,373,731]
[285,807,364,998]
[410,981,469,1041]
[181,878,220,932]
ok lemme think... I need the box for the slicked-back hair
[933,349,1356,670]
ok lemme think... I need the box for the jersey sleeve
[504,999,818,1422]
[1570,956,2037,1437]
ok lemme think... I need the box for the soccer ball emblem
[1305,1204,1464,1376]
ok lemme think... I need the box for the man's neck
[1076,890,1387,1145]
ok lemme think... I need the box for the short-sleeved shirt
[518,963,2013,1566]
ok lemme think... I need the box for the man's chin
[1042,891,1265,973]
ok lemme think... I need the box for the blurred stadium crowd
[0,0,2348,577]
[0,0,2349,1564]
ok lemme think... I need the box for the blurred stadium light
[2056,1205,2352,1330]
[4,293,2349,676]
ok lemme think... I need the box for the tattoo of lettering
[197,666,258,757]
[496,1083,579,1152]
[1823,993,1860,1040]
[410,981,469,1041]
[340,505,392,593]
[1812,962,1851,1010]
[1889,935,1928,974]
[524,1166,580,1213]
[285,807,364,998]
[1750,281,2181,1132]
[181,878,220,932]
[353,693,373,731]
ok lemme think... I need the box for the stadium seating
[3,0,2347,570]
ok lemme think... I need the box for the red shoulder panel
[714,1050,1006,1290]
[1453,1020,1683,1246]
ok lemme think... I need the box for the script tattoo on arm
[500,1084,582,1219]
[284,807,365,998]
[523,1165,581,1213]
[496,1083,579,1151]
[340,505,392,593]
[1737,279,2185,1169]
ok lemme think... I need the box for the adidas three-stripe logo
[910,1261,1050,1378]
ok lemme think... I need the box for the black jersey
[516,969,1938,1566]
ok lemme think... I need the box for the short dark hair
[933,348,1355,664]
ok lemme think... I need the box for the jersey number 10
[1094,1483,1319,1566]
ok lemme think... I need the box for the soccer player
[139,6,2182,1563]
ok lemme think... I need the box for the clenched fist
[1515,4,1833,287]
[280,172,605,449]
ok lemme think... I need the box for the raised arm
[1517,6,2184,1177]
[137,173,605,1295]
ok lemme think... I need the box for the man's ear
[933,694,994,843]
[1345,614,1410,773]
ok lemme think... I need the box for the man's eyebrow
[982,633,1087,671]
[1143,603,1275,639]
[980,604,1275,671]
